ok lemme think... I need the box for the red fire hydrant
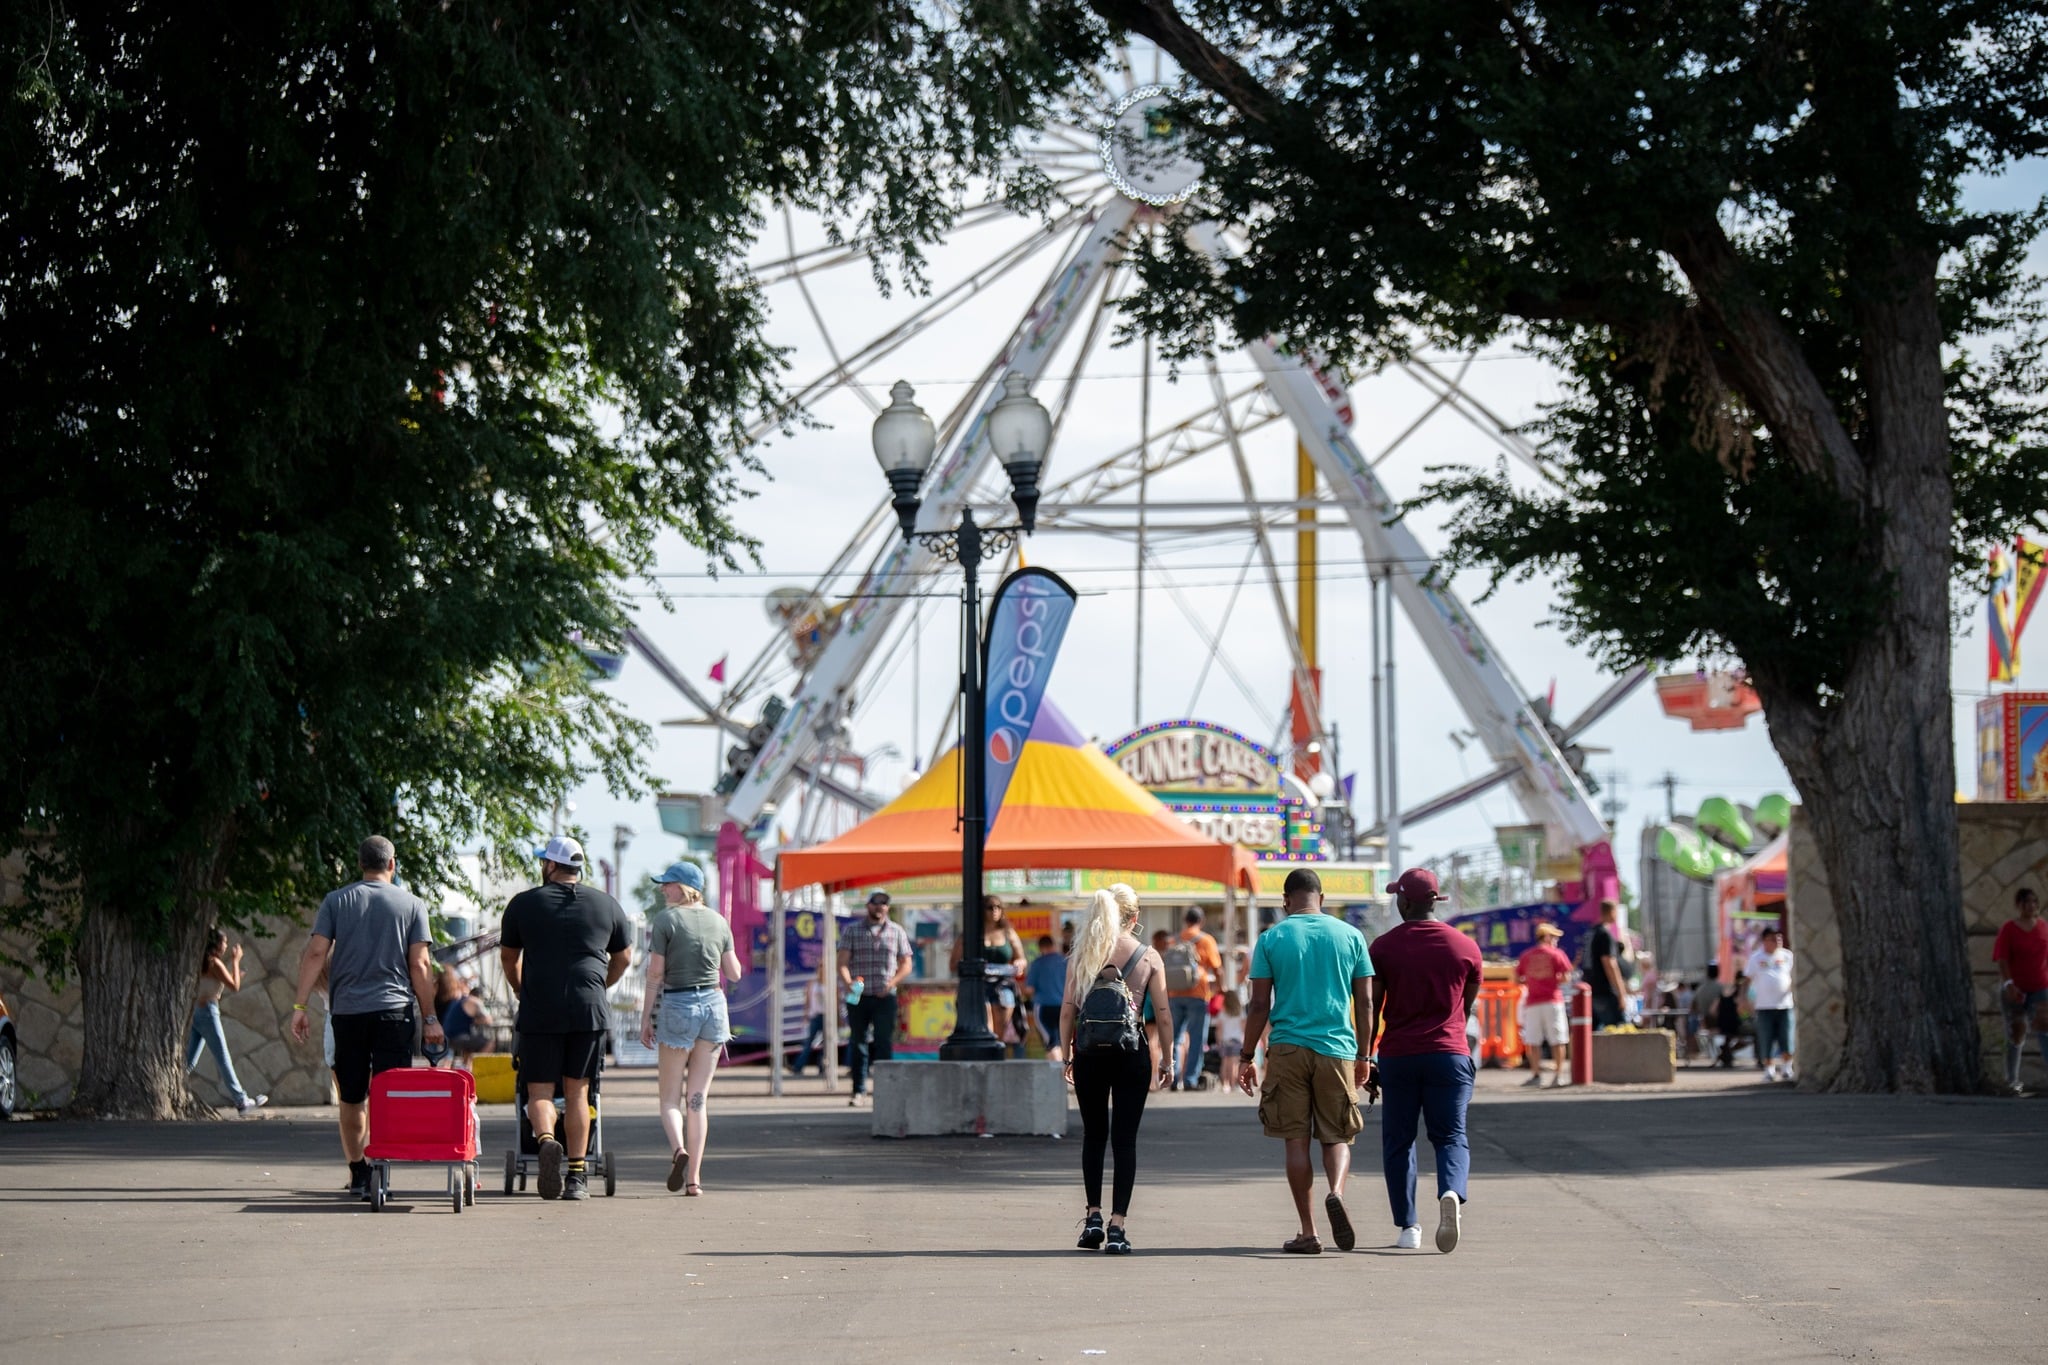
[1569,981,1594,1086]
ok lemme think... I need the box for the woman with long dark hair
[953,895,1029,1052]
[1060,884,1172,1254]
[186,928,266,1112]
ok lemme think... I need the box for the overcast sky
[550,138,2048,905]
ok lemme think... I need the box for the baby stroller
[501,1049,617,1197]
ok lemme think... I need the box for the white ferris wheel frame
[703,65,1627,864]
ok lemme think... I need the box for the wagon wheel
[451,1167,463,1215]
[370,1166,386,1213]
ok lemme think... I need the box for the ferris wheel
[657,44,1640,889]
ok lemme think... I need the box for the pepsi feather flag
[981,567,1077,836]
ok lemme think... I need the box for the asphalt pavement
[0,1065,2040,1364]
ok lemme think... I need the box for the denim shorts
[657,987,731,1050]
[2002,986,2048,1032]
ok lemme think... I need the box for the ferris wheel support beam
[1177,230,1608,855]
[1253,335,1609,853]
[725,197,1143,826]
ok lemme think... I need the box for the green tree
[1,3,1091,1117]
[1072,0,2048,1089]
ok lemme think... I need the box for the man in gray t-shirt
[291,835,441,1200]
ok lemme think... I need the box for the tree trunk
[67,893,215,1119]
[1755,255,1979,1094]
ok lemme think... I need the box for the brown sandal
[1282,1233,1322,1254]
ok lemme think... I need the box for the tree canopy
[0,1,1093,1113]
[1056,0,2048,1090]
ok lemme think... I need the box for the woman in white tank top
[185,928,265,1112]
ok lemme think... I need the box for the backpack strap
[1121,943,1151,999]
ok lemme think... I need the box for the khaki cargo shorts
[1258,1043,1363,1144]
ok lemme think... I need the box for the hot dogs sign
[1104,720,1322,861]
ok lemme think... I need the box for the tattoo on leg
[687,1092,705,1112]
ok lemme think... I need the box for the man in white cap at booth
[500,835,633,1201]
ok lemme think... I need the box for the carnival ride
[643,46,1645,914]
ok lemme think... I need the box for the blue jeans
[1170,997,1210,1087]
[1754,1007,1793,1062]
[793,1013,827,1074]
[1378,1051,1474,1229]
[184,1002,250,1108]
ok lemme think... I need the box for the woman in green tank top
[637,862,742,1196]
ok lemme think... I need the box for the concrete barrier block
[1592,1030,1676,1084]
[871,1059,1069,1137]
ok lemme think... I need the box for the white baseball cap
[540,835,585,868]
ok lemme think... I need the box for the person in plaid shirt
[837,891,914,1104]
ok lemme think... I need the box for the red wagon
[364,1066,481,1213]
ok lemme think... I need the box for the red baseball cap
[1390,867,1448,902]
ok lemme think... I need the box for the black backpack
[1074,945,1150,1055]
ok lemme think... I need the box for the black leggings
[1073,1049,1152,1217]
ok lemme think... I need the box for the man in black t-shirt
[500,836,633,1201]
[1583,899,1629,1029]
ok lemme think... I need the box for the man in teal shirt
[1238,868,1378,1254]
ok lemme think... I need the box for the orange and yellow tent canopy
[776,702,1258,894]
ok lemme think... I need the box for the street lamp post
[872,375,1051,1062]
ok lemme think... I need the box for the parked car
[0,990,16,1118]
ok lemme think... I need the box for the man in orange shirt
[1515,923,1573,1089]
[1164,907,1224,1091]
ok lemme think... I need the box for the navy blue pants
[1378,1051,1475,1228]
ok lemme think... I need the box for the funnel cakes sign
[1104,720,1319,860]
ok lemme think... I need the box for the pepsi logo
[988,728,1020,765]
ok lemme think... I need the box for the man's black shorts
[516,1030,606,1087]
[331,1009,416,1104]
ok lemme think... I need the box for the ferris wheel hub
[1098,84,1202,207]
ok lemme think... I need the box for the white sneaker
[237,1095,269,1113]
[1394,1225,1422,1250]
[1551,1074,1571,1088]
[1435,1192,1462,1254]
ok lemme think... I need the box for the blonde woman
[638,862,743,1196]
[1059,884,1173,1254]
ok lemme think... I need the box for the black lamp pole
[938,508,1003,1060]
[910,508,1023,1061]
[875,376,1047,1064]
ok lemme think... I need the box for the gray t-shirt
[314,879,432,1015]
[649,904,734,993]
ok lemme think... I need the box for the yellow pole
[1297,442,1318,670]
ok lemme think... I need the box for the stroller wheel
[503,1150,516,1196]
[603,1151,617,1197]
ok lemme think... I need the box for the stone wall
[1789,804,2048,1091]
[1,853,333,1109]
